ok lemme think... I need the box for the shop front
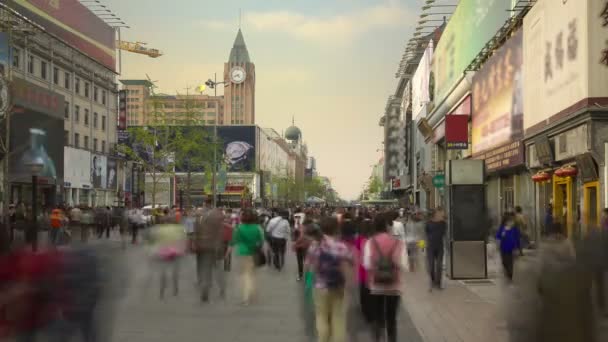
[523,0,608,238]
[220,173,260,208]
[8,78,65,210]
[63,147,92,207]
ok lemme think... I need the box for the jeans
[359,285,373,324]
[370,294,400,342]
[130,223,140,244]
[427,246,444,287]
[160,259,180,298]
[271,237,287,270]
[239,255,255,303]
[314,288,346,342]
[197,250,219,300]
[296,247,306,278]
[501,252,514,280]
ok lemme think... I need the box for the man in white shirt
[390,211,406,242]
[266,210,290,271]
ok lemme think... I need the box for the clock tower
[224,29,255,125]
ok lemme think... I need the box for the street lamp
[204,74,227,208]
[25,158,43,251]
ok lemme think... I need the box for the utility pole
[212,73,218,208]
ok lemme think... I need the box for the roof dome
[285,125,302,141]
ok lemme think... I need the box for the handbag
[254,245,267,267]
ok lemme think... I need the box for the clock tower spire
[224,28,255,124]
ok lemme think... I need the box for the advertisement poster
[91,154,107,189]
[472,30,523,155]
[433,0,510,103]
[9,79,64,184]
[63,147,91,188]
[106,158,117,190]
[412,40,434,119]
[218,126,256,172]
[7,0,116,71]
[0,32,8,76]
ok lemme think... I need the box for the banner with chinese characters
[445,115,469,150]
[476,141,524,173]
[472,30,523,155]
[523,0,590,131]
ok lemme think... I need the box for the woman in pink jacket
[363,213,409,342]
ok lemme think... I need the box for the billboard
[64,147,91,189]
[7,0,116,72]
[9,79,64,185]
[433,0,510,103]
[118,90,127,130]
[107,158,117,190]
[412,40,433,120]
[472,30,523,155]
[91,154,107,189]
[445,115,469,150]
[523,0,607,132]
[218,126,256,173]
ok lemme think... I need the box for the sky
[105,0,418,200]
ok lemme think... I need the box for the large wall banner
[412,40,433,120]
[472,30,523,155]
[91,154,107,189]
[433,0,510,104]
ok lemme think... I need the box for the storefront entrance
[583,181,600,232]
[553,175,573,238]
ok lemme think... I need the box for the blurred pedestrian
[355,219,374,324]
[228,208,264,306]
[193,198,224,302]
[305,216,352,342]
[514,206,530,248]
[363,213,409,342]
[496,212,523,282]
[425,208,447,290]
[267,210,290,271]
[148,224,187,299]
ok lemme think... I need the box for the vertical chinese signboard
[445,115,469,149]
[118,90,127,130]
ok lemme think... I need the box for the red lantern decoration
[532,171,551,183]
[554,166,577,178]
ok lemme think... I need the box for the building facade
[1,1,120,208]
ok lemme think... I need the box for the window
[102,90,106,105]
[12,48,20,69]
[74,105,80,122]
[84,82,90,98]
[75,78,80,94]
[93,86,98,102]
[64,130,69,145]
[101,140,106,154]
[93,138,98,152]
[84,109,89,125]
[74,133,80,148]
[64,72,70,89]
[40,61,47,80]
[101,115,106,131]
[84,136,89,149]
[93,112,98,128]
[64,101,69,119]
[27,55,34,74]
[53,67,59,84]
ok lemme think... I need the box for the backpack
[372,238,399,285]
[317,242,344,289]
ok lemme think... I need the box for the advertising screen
[433,0,510,103]
[9,79,64,185]
[7,0,116,72]
[91,154,107,189]
[472,30,523,155]
[218,126,256,173]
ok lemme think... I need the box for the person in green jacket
[228,208,264,306]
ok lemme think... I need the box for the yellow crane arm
[117,40,163,58]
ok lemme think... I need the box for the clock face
[230,67,246,84]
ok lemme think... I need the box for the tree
[117,81,176,207]
[368,176,382,198]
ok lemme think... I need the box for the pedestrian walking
[228,208,264,306]
[389,211,406,242]
[425,207,447,290]
[305,216,352,342]
[496,212,523,282]
[363,213,409,342]
[514,206,530,248]
[405,211,425,272]
[49,207,64,246]
[148,223,187,299]
[293,213,309,281]
[267,210,290,271]
[355,219,374,324]
[193,198,224,302]
[299,221,322,341]
[129,208,145,245]
[80,207,95,243]
[69,206,82,242]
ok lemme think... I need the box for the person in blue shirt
[495,212,522,281]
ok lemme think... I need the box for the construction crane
[117,40,163,58]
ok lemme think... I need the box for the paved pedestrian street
[108,242,423,342]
